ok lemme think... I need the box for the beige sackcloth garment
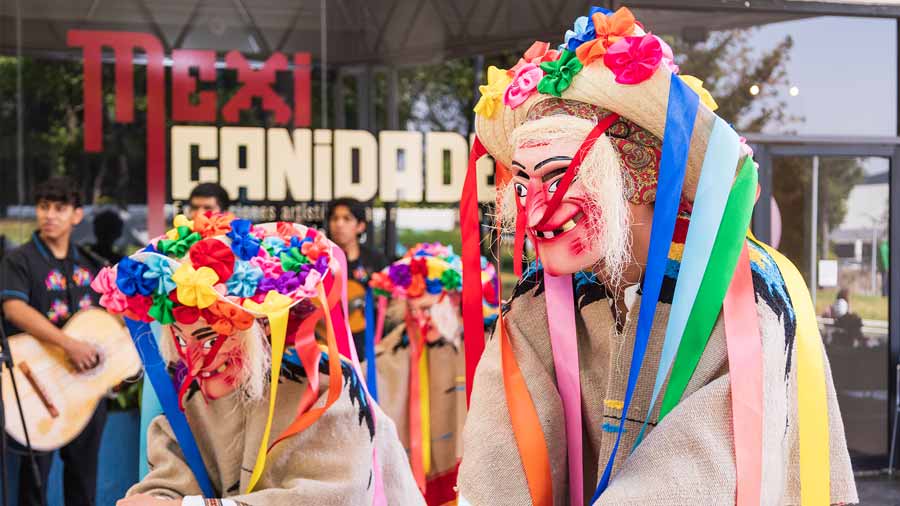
[458,252,857,505]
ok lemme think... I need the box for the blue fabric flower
[116,257,155,296]
[227,219,261,261]
[590,5,612,16]
[262,236,288,257]
[142,255,177,295]
[142,244,157,253]
[226,260,264,298]
[565,15,596,51]
[425,278,444,295]
[289,236,312,250]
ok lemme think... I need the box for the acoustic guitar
[1,308,142,451]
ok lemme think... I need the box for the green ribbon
[280,247,310,272]
[149,292,175,325]
[441,269,462,291]
[158,227,201,258]
[373,287,392,298]
[659,157,758,419]
[538,50,583,97]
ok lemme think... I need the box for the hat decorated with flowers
[369,242,462,301]
[91,212,350,494]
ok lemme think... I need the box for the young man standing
[187,182,230,218]
[326,198,388,358]
[2,176,106,505]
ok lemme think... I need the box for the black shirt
[1,232,103,335]
[347,245,389,284]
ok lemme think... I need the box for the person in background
[187,182,230,218]
[829,288,850,319]
[1,176,106,505]
[326,197,388,358]
[85,208,125,265]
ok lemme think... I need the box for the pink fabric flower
[250,251,285,278]
[300,233,331,261]
[603,34,664,85]
[658,36,679,74]
[90,266,128,313]
[504,63,544,109]
[508,41,560,77]
[295,269,322,298]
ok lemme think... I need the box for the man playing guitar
[2,176,106,505]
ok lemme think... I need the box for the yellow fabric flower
[426,259,446,280]
[679,75,718,112]
[166,214,195,240]
[473,66,512,119]
[171,263,219,308]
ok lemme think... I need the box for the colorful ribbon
[723,243,763,506]
[592,73,697,501]
[749,234,831,506]
[407,317,428,492]
[365,286,379,402]
[462,139,488,406]
[659,158,757,417]
[633,118,740,447]
[123,317,215,497]
[544,273,583,506]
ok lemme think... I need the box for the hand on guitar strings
[63,336,100,371]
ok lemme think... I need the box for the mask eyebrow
[192,327,216,339]
[534,156,572,171]
[542,168,568,182]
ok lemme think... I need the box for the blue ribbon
[124,317,216,497]
[591,74,698,502]
[632,118,741,449]
[364,286,379,402]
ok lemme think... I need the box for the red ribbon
[462,138,488,406]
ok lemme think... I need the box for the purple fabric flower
[258,271,301,296]
[388,263,412,288]
[314,256,329,274]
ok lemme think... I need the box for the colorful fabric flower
[226,260,263,298]
[441,269,462,291]
[165,215,194,240]
[679,75,718,111]
[173,304,201,325]
[504,63,544,109]
[388,263,412,288]
[142,255,177,295]
[658,36,679,74]
[250,252,285,279]
[603,35,664,85]
[171,263,220,309]
[149,292,175,324]
[575,7,636,66]
[227,219,261,261]
[202,301,254,336]
[564,15,595,52]
[125,294,153,322]
[116,257,156,296]
[192,212,235,238]
[407,275,425,298]
[280,247,311,272]
[426,260,446,280]
[508,41,560,77]
[262,236,289,257]
[157,226,202,258]
[91,267,127,313]
[300,233,331,261]
[473,66,512,119]
[409,257,428,277]
[258,271,301,296]
[189,238,235,283]
[297,269,323,298]
[276,222,298,241]
[538,50,584,97]
[370,271,394,296]
[426,278,444,295]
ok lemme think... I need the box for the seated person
[93,214,423,506]
[368,243,499,506]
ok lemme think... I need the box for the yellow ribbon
[243,290,295,493]
[748,234,830,505]
[473,66,512,119]
[166,214,195,240]
[419,346,431,476]
[171,264,219,309]
[679,75,719,112]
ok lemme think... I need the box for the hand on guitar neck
[3,298,100,371]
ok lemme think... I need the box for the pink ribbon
[544,273,583,506]
[722,244,763,506]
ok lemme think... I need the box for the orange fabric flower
[203,300,255,336]
[508,41,560,77]
[192,211,235,238]
[406,275,425,298]
[575,7,636,66]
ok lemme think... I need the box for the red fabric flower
[276,221,298,240]
[124,294,153,322]
[407,275,425,298]
[189,238,236,283]
[409,257,428,276]
[173,305,201,325]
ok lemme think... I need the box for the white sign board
[818,259,839,288]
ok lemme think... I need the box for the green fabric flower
[441,269,462,291]
[280,247,311,272]
[537,50,583,97]
[157,226,201,258]
[373,287,392,298]
[149,292,175,324]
